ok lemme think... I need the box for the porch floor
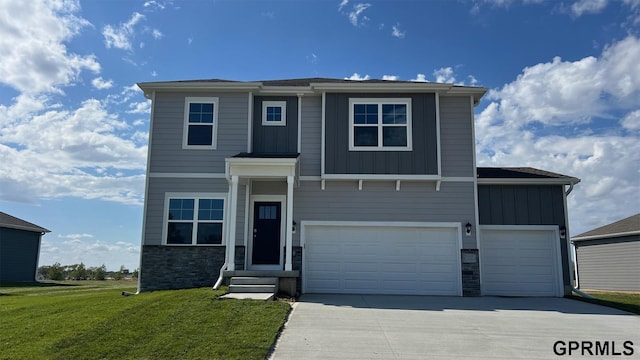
[223,270,300,277]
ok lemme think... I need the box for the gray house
[0,212,50,283]
[137,78,580,297]
[573,213,640,291]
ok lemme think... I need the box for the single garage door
[303,223,461,295]
[480,226,562,297]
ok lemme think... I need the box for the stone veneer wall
[461,249,481,296]
[140,246,225,291]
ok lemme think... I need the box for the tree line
[37,263,138,281]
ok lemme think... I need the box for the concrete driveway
[269,294,639,359]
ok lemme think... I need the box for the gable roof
[476,167,580,185]
[137,77,488,104]
[0,212,50,233]
[572,213,640,241]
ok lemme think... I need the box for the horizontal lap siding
[576,236,640,291]
[149,92,248,174]
[293,181,477,249]
[439,96,474,177]
[301,96,322,176]
[143,178,245,246]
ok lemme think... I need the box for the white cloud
[91,77,114,90]
[621,109,640,131]
[127,101,151,114]
[0,0,100,94]
[468,75,479,85]
[59,233,94,240]
[345,73,370,80]
[152,29,163,39]
[143,0,166,10]
[382,75,399,81]
[0,98,147,204]
[338,0,349,11]
[103,12,145,51]
[411,74,428,82]
[571,0,608,16]
[346,3,371,27]
[391,23,406,38]
[475,35,640,234]
[433,67,456,83]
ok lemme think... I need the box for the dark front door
[252,202,282,265]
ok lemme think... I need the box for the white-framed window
[262,101,287,126]
[183,97,219,149]
[348,98,412,151]
[163,193,226,245]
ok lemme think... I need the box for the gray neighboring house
[573,213,640,291]
[0,212,50,283]
[136,78,580,297]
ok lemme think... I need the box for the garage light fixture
[559,226,566,240]
[465,222,472,236]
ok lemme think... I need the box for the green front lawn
[572,290,640,315]
[0,281,291,360]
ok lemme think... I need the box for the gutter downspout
[572,287,595,299]
[213,181,234,290]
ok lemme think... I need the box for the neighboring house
[0,212,50,283]
[573,213,640,291]
[136,78,580,297]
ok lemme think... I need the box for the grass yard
[0,281,291,360]
[572,290,640,315]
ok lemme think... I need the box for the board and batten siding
[143,177,245,246]
[252,96,298,154]
[439,96,474,177]
[477,184,571,287]
[292,181,477,249]
[575,235,640,291]
[0,227,41,282]
[324,93,438,175]
[300,96,322,176]
[149,92,248,174]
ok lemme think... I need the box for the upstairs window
[262,101,287,126]
[349,98,412,151]
[165,195,225,245]
[183,97,218,149]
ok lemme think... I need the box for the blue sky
[1,0,638,271]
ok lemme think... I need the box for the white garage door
[303,223,461,295]
[480,226,563,297]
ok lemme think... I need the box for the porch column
[227,175,239,271]
[285,175,294,271]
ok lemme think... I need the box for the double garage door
[303,223,462,295]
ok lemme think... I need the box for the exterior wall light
[559,226,566,240]
[465,222,472,236]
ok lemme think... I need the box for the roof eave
[136,81,263,98]
[1,223,51,233]
[572,230,640,242]
[477,178,580,185]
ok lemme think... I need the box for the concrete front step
[230,277,278,286]
[221,292,274,300]
[228,284,277,293]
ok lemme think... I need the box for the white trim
[247,92,253,153]
[225,157,298,179]
[321,91,326,177]
[348,98,413,151]
[435,93,442,177]
[300,221,463,296]
[227,177,239,270]
[299,175,473,182]
[182,96,219,149]
[243,181,251,247]
[137,90,155,292]
[149,172,226,179]
[262,101,287,126]
[572,230,640,242]
[161,192,228,246]
[322,174,440,181]
[441,176,475,182]
[248,195,286,270]
[479,225,563,297]
[297,95,303,153]
[285,176,294,271]
[299,176,322,181]
[470,96,480,250]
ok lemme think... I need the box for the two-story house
[136,78,579,297]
